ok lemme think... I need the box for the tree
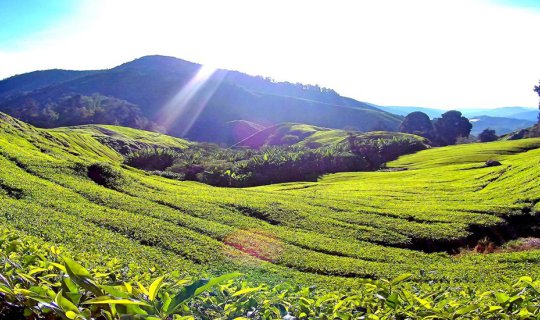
[433,110,472,146]
[478,128,498,142]
[534,80,540,123]
[399,111,434,139]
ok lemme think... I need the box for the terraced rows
[1,113,540,289]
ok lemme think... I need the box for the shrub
[87,162,125,189]
[281,134,300,145]
[479,129,498,142]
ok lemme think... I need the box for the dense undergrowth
[124,133,427,187]
[3,229,540,320]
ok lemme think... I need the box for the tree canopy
[478,128,498,142]
[534,80,540,123]
[433,110,472,146]
[399,111,434,139]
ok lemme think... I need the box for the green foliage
[534,80,540,123]
[3,113,540,319]
[1,93,158,130]
[4,232,540,319]
[87,162,125,189]
[399,111,435,140]
[124,134,427,187]
[125,148,177,171]
[479,128,498,142]
[433,110,473,146]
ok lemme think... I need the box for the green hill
[1,113,540,281]
[0,56,402,144]
[235,122,423,149]
[2,114,540,318]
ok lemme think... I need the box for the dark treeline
[0,93,159,131]
[124,135,427,187]
[399,110,473,145]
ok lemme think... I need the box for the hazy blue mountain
[377,106,447,118]
[0,55,402,144]
[468,115,535,135]
[461,107,537,121]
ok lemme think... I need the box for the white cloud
[1,0,539,108]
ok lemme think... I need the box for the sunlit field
[1,112,540,287]
[3,112,540,317]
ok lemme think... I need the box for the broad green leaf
[495,292,509,304]
[63,257,91,277]
[100,285,131,299]
[193,273,242,296]
[166,273,241,314]
[28,267,48,275]
[148,276,164,301]
[454,304,477,315]
[489,305,503,312]
[63,257,102,296]
[232,286,262,297]
[414,296,432,309]
[391,273,412,285]
[0,284,14,295]
[137,281,149,296]
[124,282,133,294]
[49,262,67,272]
[84,296,150,306]
[55,290,79,313]
[386,293,399,309]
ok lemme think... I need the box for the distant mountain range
[378,106,538,135]
[0,55,402,144]
[467,116,535,135]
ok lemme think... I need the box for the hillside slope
[235,123,422,149]
[1,113,540,291]
[0,56,402,144]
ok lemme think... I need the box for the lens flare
[157,65,224,136]
[224,228,284,264]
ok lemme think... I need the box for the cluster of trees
[125,135,426,187]
[535,80,540,123]
[399,110,473,145]
[1,93,159,130]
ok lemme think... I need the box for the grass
[1,112,540,295]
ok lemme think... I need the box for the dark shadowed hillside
[0,69,100,99]
[0,56,402,144]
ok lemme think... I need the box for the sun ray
[157,65,224,136]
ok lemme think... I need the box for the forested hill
[0,55,402,144]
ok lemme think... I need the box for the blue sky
[496,0,540,9]
[1,0,540,109]
[0,0,78,46]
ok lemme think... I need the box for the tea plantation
[1,112,540,319]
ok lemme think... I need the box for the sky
[1,0,540,109]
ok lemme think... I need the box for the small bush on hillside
[479,128,498,142]
[147,170,184,180]
[87,162,125,189]
[281,134,300,145]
